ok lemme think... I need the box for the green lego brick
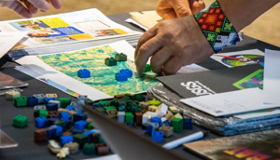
[13,115,28,128]
[73,134,88,149]
[14,96,27,107]
[87,123,94,130]
[105,57,117,66]
[144,64,151,72]
[39,110,48,118]
[93,134,105,144]
[134,94,145,102]
[115,53,127,61]
[98,100,110,106]
[104,106,116,110]
[172,118,183,132]
[96,107,106,113]
[85,99,94,106]
[131,103,142,113]
[83,143,96,155]
[54,120,67,131]
[125,112,134,123]
[59,98,71,108]
[148,100,161,107]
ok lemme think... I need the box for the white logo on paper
[181,81,216,96]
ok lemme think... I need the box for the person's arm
[219,0,280,32]
[0,0,61,18]
[135,0,279,75]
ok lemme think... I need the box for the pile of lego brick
[91,94,193,143]
[6,90,109,159]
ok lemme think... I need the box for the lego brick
[183,118,193,129]
[172,118,183,132]
[13,115,28,128]
[85,99,94,106]
[145,125,154,135]
[34,129,47,143]
[174,113,183,119]
[73,134,88,149]
[83,143,96,155]
[72,128,84,135]
[59,98,71,108]
[46,103,58,111]
[150,122,160,129]
[14,96,27,107]
[150,117,162,124]
[65,105,73,111]
[74,120,87,130]
[61,136,74,146]
[48,111,59,118]
[73,113,87,123]
[46,127,56,140]
[5,90,20,101]
[35,117,48,128]
[64,142,79,154]
[134,94,146,102]
[49,100,60,108]
[27,97,38,106]
[118,111,125,123]
[158,126,173,137]
[106,109,118,118]
[114,94,125,99]
[169,106,178,112]
[135,112,143,126]
[115,72,128,82]
[96,144,109,155]
[162,120,172,126]
[148,100,161,106]
[125,112,134,123]
[87,123,94,130]
[61,112,70,121]
[131,103,142,113]
[152,131,164,142]
[105,57,117,66]
[46,93,58,98]
[39,109,48,118]
[139,102,149,109]
[120,69,133,78]
[78,69,91,78]
[144,64,151,72]
[77,95,88,100]
[45,97,57,103]
[115,53,127,61]
[148,105,157,112]
[156,103,168,117]
[34,105,46,111]
[54,120,67,131]
[165,111,175,120]
[56,126,63,133]
[142,111,158,124]
[104,106,116,110]
[92,134,105,144]
[33,94,46,104]
[98,100,110,106]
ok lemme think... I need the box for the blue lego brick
[46,103,58,111]
[145,125,154,136]
[82,129,100,136]
[78,69,91,78]
[27,97,38,106]
[60,136,73,146]
[74,120,87,130]
[183,118,193,129]
[61,112,70,121]
[73,114,87,123]
[56,126,63,133]
[46,127,56,140]
[45,97,57,103]
[152,131,164,142]
[162,120,172,126]
[48,118,58,126]
[72,128,84,135]
[54,132,62,142]
[35,117,48,128]
[120,69,133,78]
[94,103,104,108]
[65,105,74,111]
[150,117,162,124]
[115,73,128,82]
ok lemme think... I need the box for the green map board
[37,45,158,96]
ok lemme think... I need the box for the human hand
[0,0,61,18]
[134,15,214,75]
[156,0,205,19]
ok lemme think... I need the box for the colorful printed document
[0,9,140,49]
[233,69,263,90]
[0,32,25,59]
[16,41,158,101]
[180,88,279,117]
[211,49,264,68]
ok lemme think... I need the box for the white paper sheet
[263,49,280,105]
[210,49,264,68]
[234,109,280,120]
[84,154,121,160]
[0,32,25,59]
[181,88,279,117]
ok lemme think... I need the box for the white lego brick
[156,103,168,117]
[5,90,20,101]
[142,111,158,124]
[118,111,125,123]
[34,105,46,111]
[33,94,46,104]
[49,100,60,108]
[46,93,58,98]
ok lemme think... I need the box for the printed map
[37,45,158,96]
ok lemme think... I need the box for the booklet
[184,129,280,160]
[0,8,141,50]
[157,64,263,98]
[0,72,28,90]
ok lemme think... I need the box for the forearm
[218,0,279,32]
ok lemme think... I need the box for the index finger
[50,0,61,9]
[27,0,50,10]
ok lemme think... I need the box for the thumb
[169,0,192,17]
[27,0,50,10]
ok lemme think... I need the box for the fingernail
[136,66,143,77]
[43,1,50,10]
